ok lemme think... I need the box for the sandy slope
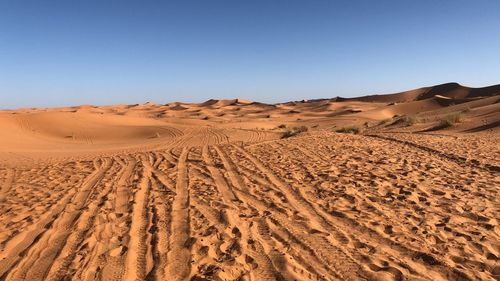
[0,83,499,281]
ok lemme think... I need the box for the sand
[0,83,499,281]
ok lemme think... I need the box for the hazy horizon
[1,0,499,109]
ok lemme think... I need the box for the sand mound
[343,82,500,104]
[201,99,254,107]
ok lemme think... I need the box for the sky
[1,0,499,108]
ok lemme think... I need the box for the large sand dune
[0,83,499,280]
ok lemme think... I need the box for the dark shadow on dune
[419,123,451,133]
[463,120,500,133]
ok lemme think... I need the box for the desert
[0,82,498,281]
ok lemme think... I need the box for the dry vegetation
[336,125,364,134]
[429,112,465,130]
[281,125,308,138]
[392,115,419,127]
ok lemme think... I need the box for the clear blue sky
[1,0,499,108]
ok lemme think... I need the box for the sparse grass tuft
[434,119,454,130]
[281,126,308,138]
[336,125,364,134]
[445,112,464,123]
[393,115,419,126]
[429,112,464,130]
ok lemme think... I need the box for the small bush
[445,112,463,123]
[429,112,463,130]
[434,119,453,130]
[281,126,308,138]
[336,126,364,134]
[394,115,418,126]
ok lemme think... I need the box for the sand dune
[0,83,498,280]
[340,82,500,103]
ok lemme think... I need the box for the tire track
[213,146,248,193]
[202,146,238,203]
[203,145,282,281]
[230,144,370,280]
[3,158,113,281]
[286,140,476,281]
[0,169,14,202]
[0,186,76,280]
[166,147,192,281]
[143,155,176,280]
[149,162,176,193]
[99,156,141,281]
[367,134,500,173]
[124,156,154,281]
[115,156,138,214]
[227,180,342,280]
[214,145,343,280]
[145,175,173,281]
[45,160,122,281]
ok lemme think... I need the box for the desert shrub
[281,126,308,138]
[434,119,453,130]
[445,112,463,123]
[399,115,418,126]
[429,112,463,130]
[336,126,364,134]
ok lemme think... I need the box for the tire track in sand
[367,134,500,173]
[166,147,191,281]
[143,156,176,280]
[0,180,76,280]
[0,169,14,202]
[203,145,282,281]
[2,158,113,281]
[286,140,475,281]
[91,156,139,281]
[124,156,154,281]
[202,146,238,203]
[115,156,138,214]
[44,159,122,281]
[230,145,369,280]
[214,146,339,280]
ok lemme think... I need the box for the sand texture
[0,83,499,280]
